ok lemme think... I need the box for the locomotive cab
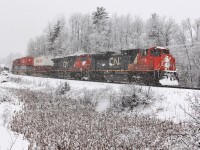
[128,47,179,86]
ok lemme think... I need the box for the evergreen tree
[47,18,65,56]
[92,7,109,52]
[92,7,109,32]
[146,13,162,46]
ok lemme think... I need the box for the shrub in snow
[78,89,96,106]
[108,85,154,111]
[2,108,10,126]
[9,88,200,149]
[121,94,139,110]
[182,94,200,149]
[10,76,22,83]
[0,92,12,102]
[55,81,70,95]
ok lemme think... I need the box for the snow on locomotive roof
[121,49,139,51]
[57,51,96,58]
[155,46,167,49]
[53,51,117,59]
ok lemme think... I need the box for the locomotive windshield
[163,49,169,54]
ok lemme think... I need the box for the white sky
[0,0,200,59]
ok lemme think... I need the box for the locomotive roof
[121,49,140,51]
[155,46,167,49]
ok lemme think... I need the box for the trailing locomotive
[12,47,179,86]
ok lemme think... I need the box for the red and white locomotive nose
[159,54,179,86]
[163,56,170,70]
[161,53,176,71]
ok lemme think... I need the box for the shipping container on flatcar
[34,56,54,66]
[32,56,54,76]
[12,57,34,75]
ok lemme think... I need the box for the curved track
[64,78,200,91]
[149,84,200,91]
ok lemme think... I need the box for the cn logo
[109,57,121,66]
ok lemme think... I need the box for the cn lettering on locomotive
[109,56,121,66]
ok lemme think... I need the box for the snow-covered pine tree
[46,19,65,56]
[92,7,109,52]
[146,13,163,46]
[193,18,200,42]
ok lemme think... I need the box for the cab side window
[150,49,161,56]
[140,49,148,57]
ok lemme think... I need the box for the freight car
[12,56,34,75]
[12,46,179,86]
[12,56,54,76]
[32,56,54,76]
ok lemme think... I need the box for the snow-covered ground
[0,74,199,149]
[3,74,199,122]
[0,87,29,150]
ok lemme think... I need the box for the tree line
[27,7,200,57]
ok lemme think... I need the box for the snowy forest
[2,4,200,150]
[26,7,200,87]
[27,7,200,56]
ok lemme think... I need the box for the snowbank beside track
[3,74,199,123]
[0,74,200,149]
[0,87,29,150]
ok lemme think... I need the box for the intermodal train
[12,46,179,85]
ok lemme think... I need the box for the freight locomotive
[12,47,179,85]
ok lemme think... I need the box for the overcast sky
[0,0,200,59]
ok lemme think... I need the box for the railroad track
[12,74,200,91]
[63,78,200,91]
[149,85,200,91]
